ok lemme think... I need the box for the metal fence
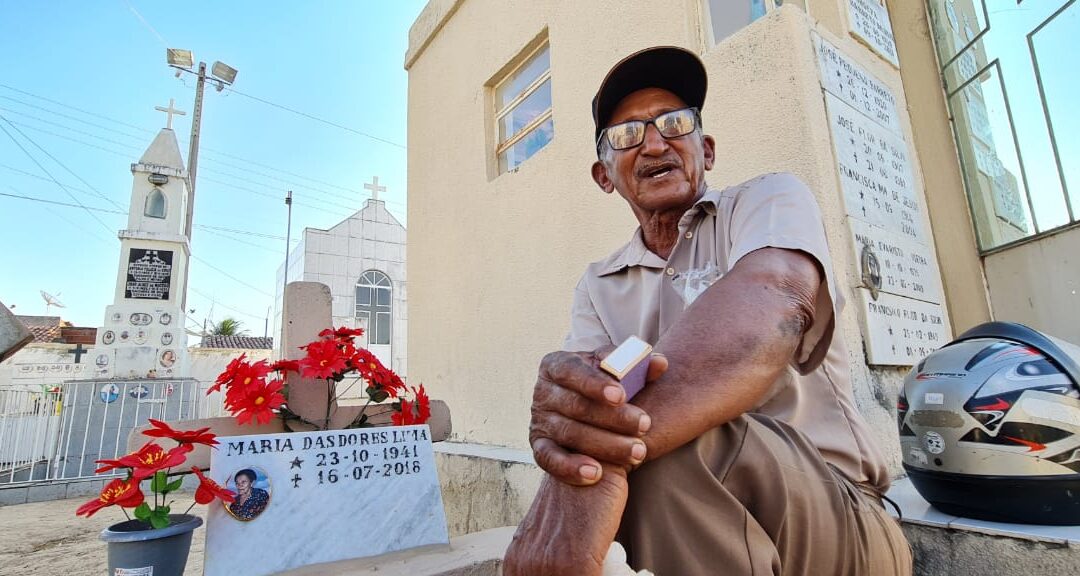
[0,378,202,485]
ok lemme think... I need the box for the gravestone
[847,0,899,67]
[0,300,32,363]
[814,33,949,365]
[203,426,449,575]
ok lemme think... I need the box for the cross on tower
[363,176,386,202]
[154,98,187,130]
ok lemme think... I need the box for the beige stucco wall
[406,1,957,477]
[983,226,1080,343]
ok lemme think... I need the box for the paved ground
[0,494,207,576]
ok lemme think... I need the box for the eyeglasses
[597,107,700,153]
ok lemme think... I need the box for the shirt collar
[597,187,721,277]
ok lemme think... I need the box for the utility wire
[191,255,274,298]
[0,86,409,210]
[224,87,407,150]
[0,113,117,236]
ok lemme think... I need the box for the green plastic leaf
[164,478,183,493]
[149,509,170,530]
[150,471,168,492]
[133,503,151,520]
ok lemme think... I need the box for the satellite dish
[40,291,65,314]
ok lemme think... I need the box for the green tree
[211,317,246,337]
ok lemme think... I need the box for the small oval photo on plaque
[110,312,122,323]
[161,332,173,346]
[225,467,271,522]
[119,330,130,342]
[130,313,152,326]
[160,312,172,326]
[102,331,115,345]
[159,349,176,368]
[133,329,148,345]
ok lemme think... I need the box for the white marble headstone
[204,426,449,576]
[813,34,900,135]
[854,288,950,366]
[847,0,899,67]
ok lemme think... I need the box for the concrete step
[887,478,1080,575]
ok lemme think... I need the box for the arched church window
[355,270,392,345]
[145,188,167,219]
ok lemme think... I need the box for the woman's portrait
[225,467,271,521]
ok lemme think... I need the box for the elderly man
[503,47,911,575]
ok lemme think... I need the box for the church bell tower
[93,100,191,378]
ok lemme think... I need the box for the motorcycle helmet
[900,321,1080,525]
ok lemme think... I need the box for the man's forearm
[635,247,821,462]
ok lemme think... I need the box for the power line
[2,186,116,247]
[191,255,274,297]
[3,116,398,218]
[0,113,117,236]
[0,85,409,210]
[224,87,407,150]
[189,287,265,321]
[1,88,391,201]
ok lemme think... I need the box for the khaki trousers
[617,414,912,576]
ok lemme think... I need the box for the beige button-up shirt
[564,173,889,491]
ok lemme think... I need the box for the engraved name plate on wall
[847,0,899,67]
[854,289,949,366]
[814,34,900,134]
[825,92,922,241]
[848,218,942,304]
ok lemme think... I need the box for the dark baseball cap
[592,46,708,142]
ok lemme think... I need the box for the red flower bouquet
[76,425,234,528]
[212,325,430,430]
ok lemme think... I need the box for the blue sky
[0,2,425,335]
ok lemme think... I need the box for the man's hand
[503,465,629,576]
[529,349,667,485]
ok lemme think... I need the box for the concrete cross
[363,176,386,202]
[154,98,187,130]
[67,343,87,364]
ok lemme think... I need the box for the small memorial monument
[204,426,449,575]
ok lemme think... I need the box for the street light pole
[281,190,293,348]
[185,61,206,243]
[166,49,237,315]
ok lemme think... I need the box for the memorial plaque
[204,426,449,576]
[848,0,899,67]
[855,288,950,366]
[847,218,942,304]
[125,249,173,300]
[814,34,901,135]
[825,92,923,241]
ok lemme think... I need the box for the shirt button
[666,267,675,276]
[685,231,693,239]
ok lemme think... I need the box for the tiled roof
[200,335,274,349]
[16,316,67,343]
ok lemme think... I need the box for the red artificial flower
[191,466,236,505]
[318,326,365,340]
[75,478,144,518]
[209,353,248,394]
[142,419,218,448]
[392,398,415,426]
[391,385,432,426]
[415,384,431,424]
[95,441,189,480]
[232,378,286,426]
[269,359,300,373]
[299,339,348,380]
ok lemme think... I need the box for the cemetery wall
[405,2,973,478]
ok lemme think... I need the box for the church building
[273,178,407,378]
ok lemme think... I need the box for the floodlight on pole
[165,48,238,313]
[211,61,238,86]
[166,48,193,69]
